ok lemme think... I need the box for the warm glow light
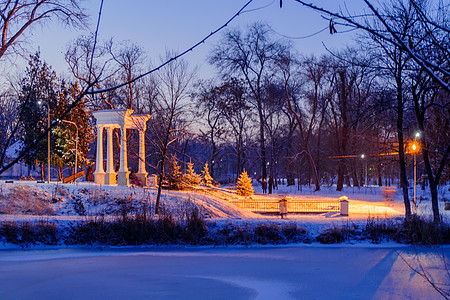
[361,154,365,159]
[412,144,417,151]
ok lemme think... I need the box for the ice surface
[0,246,448,299]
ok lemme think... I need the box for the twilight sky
[19,0,363,81]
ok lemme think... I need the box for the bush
[282,223,310,243]
[213,222,253,246]
[363,217,398,244]
[72,195,86,216]
[0,221,58,247]
[208,222,308,246]
[184,206,207,244]
[255,224,286,244]
[316,215,450,245]
[317,225,358,244]
[395,215,450,245]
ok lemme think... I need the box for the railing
[287,200,340,213]
[62,170,85,183]
[229,198,341,213]
[230,199,281,213]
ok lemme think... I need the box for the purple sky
[25,0,363,80]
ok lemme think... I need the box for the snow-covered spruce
[236,170,254,196]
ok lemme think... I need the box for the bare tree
[262,79,289,189]
[291,0,449,92]
[411,70,449,223]
[277,53,322,191]
[148,52,195,214]
[0,0,254,177]
[326,50,378,191]
[0,0,87,59]
[209,22,290,182]
[193,80,226,178]
[106,40,146,110]
[362,0,436,218]
[65,35,116,110]
[216,78,253,180]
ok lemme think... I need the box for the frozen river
[0,246,448,299]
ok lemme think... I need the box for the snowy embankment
[0,180,448,245]
[0,181,449,299]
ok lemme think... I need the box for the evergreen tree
[53,126,70,180]
[54,82,93,174]
[201,162,213,186]
[184,162,201,186]
[18,53,58,179]
[236,169,254,196]
[167,155,183,190]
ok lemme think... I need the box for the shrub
[395,214,450,245]
[184,205,207,244]
[281,223,309,243]
[213,222,252,246]
[0,220,58,247]
[72,195,86,216]
[317,225,358,244]
[254,224,286,244]
[363,217,399,244]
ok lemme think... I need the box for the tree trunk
[422,140,448,223]
[396,80,411,218]
[284,87,320,191]
[336,161,345,191]
[352,169,360,187]
[258,105,267,181]
[155,154,166,215]
[57,167,63,181]
[40,163,44,181]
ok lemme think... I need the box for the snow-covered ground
[0,246,448,299]
[0,181,449,299]
[0,180,448,237]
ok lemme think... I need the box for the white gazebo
[93,109,151,186]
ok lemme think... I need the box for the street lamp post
[38,101,51,183]
[412,132,420,206]
[412,143,417,206]
[47,101,50,183]
[60,120,79,176]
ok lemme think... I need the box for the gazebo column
[135,129,148,186]
[94,125,105,184]
[105,126,117,185]
[117,126,130,186]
